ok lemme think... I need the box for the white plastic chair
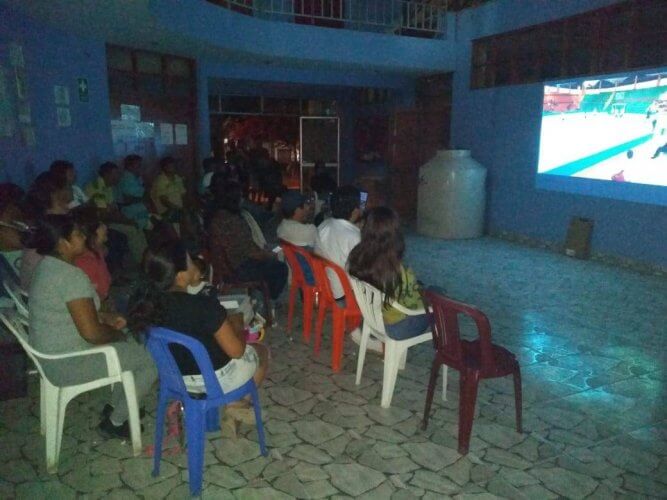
[0,311,142,473]
[3,278,29,321]
[349,276,447,408]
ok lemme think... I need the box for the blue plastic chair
[146,327,268,496]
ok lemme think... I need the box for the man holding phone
[315,186,382,353]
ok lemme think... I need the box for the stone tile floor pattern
[1,235,666,499]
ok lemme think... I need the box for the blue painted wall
[0,5,112,187]
[450,0,667,267]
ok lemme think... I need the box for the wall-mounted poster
[8,43,24,68]
[121,104,141,122]
[159,123,174,145]
[56,107,71,127]
[0,66,16,137]
[174,123,188,145]
[54,85,69,105]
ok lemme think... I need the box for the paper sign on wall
[159,123,174,145]
[174,124,188,145]
[56,107,71,127]
[54,85,69,105]
[8,43,24,68]
[121,104,141,122]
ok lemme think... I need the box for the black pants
[236,258,288,299]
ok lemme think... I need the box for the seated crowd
[0,152,430,441]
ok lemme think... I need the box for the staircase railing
[207,0,447,38]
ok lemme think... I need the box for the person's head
[214,180,243,213]
[25,172,70,217]
[202,157,223,174]
[32,214,86,260]
[128,240,197,333]
[159,156,177,176]
[99,161,121,186]
[280,191,309,221]
[72,206,108,255]
[331,185,361,222]
[124,154,143,175]
[49,160,75,186]
[348,207,404,301]
[0,183,25,251]
[190,256,208,286]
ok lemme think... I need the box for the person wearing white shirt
[315,186,383,352]
[277,191,317,248]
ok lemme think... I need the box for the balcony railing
[207,0,448,38]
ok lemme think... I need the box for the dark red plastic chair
[310,255,361,372]
[279,240,320,342]
[421,290,522,454]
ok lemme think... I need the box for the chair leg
[44,386,63,474]
[261,283,273,327]
[398,348,407,370]
[40,378,46,436]
[152,392,168,477]
[303,290,315,343]
[422,358,441,430]
[314,301,327,352]
[380,343,402,408]
[249,384,268,456]
[355,325,370,385]
[513,365,523,434]
[122,372,142,456]
[183,403,206,497]
[287,283,297,334]
[331,311,345,373]
[442,365,449,401]
[458,371,480,455]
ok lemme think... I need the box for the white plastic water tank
[417,149,487,239]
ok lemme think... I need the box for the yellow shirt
[150,173,186,214]
[382,266,423,325]
[85,177,114,209]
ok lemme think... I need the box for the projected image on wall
[538,70,667,188]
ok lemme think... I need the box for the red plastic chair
[421,290,522,454]
[311,255,362,372]
[279,240,319,342]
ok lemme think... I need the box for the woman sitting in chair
[128,240,269,420]
[205,179,287,301]
[28,214,156,438]
[347,206,429,339]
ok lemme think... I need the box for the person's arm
[213,318,246,359]
[67,297,125,345]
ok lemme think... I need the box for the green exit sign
[77,78,88,102]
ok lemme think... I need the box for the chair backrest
[146,327,225,401]
[0,310,49,381]
[312,255,360,313]
[279,239,314,287]
[3,279,29,319]
[348,276,387,337]
[422,290,494,369]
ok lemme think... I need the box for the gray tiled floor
[1,236,666,499]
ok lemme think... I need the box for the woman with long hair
[347,207,429,339]
[29,214,156,438]
[73,207,112,303]
[128,240,269,422]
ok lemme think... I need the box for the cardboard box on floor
[565,217,594,259]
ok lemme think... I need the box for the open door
[299,116,340,192]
